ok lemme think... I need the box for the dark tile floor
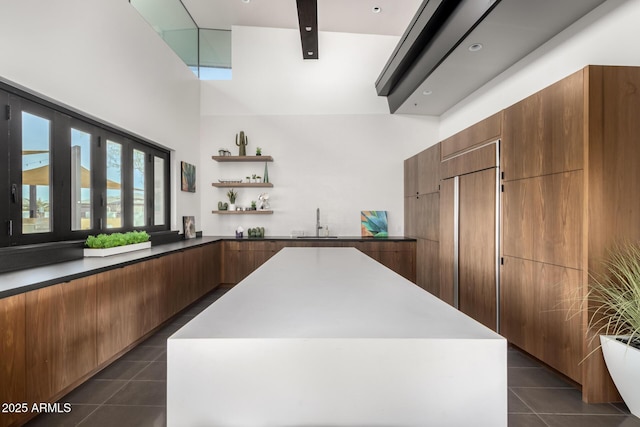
[25,285,640,427]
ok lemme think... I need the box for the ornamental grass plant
[587,242,640,350]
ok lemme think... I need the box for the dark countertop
[0,236,415,299]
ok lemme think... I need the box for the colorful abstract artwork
[181,161,196,193]
[361,211,388,238]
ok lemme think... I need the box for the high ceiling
[181,0,423,36]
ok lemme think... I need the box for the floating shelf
[212,182,273,188]
[212,210,274,215]
[212,155,273,162]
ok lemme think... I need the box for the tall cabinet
[404,143,440,296]
[405,65,640,404]
[502,65,640,402]
[439,113,502,330]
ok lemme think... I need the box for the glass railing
[130,0,231,80]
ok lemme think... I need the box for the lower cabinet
[27,276,97,404]
[222,240,416,285]
[0,294,26,427]
[0,241,222,427]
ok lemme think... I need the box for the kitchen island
[168,247,507,426]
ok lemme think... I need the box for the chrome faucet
[316,207,323,237]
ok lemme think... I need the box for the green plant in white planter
[227,188,238,211]
[586,242,640,416]
[84,231,151,257]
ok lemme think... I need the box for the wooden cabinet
[222,240,416,285]
[26,276,97,404]
[0,241,223,426]
[404,155,419,197]
[404,143,441,293]
[0,294,26,427]
[96,264,147,365]
[439,135,500,330]
[502,71,583,181]
[458,169,498,330]
[500,65,640,403]
[356,241,416,282]
[222,240,279,284]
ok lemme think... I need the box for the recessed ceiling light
[307,51,314,56]
[468,43,483,52]
[372,7,382,13]
[422,90,433,96]
[241,0,250,3]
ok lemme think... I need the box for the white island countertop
[168,247,506,426]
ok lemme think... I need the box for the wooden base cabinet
[26,277,97,404]
[0,241,222,426]
[0,294,26,427]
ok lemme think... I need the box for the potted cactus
[227,189,238,211]
[236,131,248,156]
[256,146,262,156]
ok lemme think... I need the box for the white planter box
[84,241,151,257]
[600,335,640,417]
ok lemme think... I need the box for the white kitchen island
[167,247,506,426]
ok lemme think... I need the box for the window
[0,84,171,248]
[71,127,92,231]
[106,140,123,229]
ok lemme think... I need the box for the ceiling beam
[296,0,318,60]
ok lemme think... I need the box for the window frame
[0,82,172,248]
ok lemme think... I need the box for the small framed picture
[181,161,196,193]
[183,216,196,239]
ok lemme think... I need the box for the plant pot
[228,204,236,211]
[600,335,640,417]
[84,241,151,257]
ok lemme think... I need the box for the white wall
[440,0,640,139]
[200,26,438,237]
[0,0,201,231]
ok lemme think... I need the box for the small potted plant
[246,176,251,183]
[227,188,238,211]
[251,201,257,210]
[584,242,640,416]
[256,146,262,156]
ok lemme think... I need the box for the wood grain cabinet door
[458,168,498,331]
[0,294,26,427]
[439,178,456,306]
[26,276,97,404]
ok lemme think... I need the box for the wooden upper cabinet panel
[416,192,439,241]
[502,70,584,180]
[440,112,502,160]
[404,155,419,197]
[404,196,417,238]
[417,143,440,194]
[502,171,583,270]
[440,142,497,179]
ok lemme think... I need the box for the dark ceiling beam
[375,0,499,113]
[296,0,318,60]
